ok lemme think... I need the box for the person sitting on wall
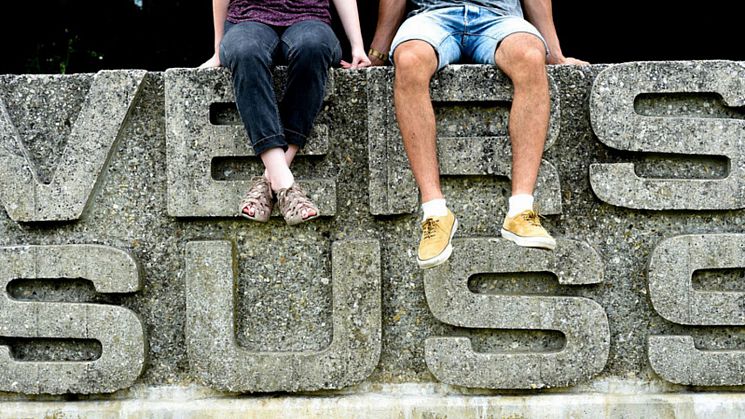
[200,0,370,225]
[363,0,588,268]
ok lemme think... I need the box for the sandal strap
[278,184,318,219]
[240,176,273,211]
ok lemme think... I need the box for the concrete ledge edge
[1,390,743,418]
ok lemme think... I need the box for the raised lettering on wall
[0,245,145,394]
[184,240,381,392]
[590,61,745,210]
[648,234,745,385]
[0,71,146,222]
[164,68,336,218]
[423,238,609,389]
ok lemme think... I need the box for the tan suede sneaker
[417,210,458,269]
[501,210,556,250]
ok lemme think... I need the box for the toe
[304,209,317,219]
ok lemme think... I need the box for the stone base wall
[1,62,745,414]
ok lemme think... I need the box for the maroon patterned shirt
[227,0,331,26]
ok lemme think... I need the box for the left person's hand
[341,48,372,69]
[199,53,221,69]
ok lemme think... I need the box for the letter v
[0,70,146,222]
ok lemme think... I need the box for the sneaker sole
[417,219,459,269]
[500,229,556,250]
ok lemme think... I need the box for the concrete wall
[1,61,744,415]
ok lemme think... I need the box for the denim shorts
[390,5,548,70]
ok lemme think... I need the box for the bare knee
[496,35,547,81]
[394,41,437,87]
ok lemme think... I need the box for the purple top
[227,0,331,26]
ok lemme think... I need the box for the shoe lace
[520,210,543,226]
[422,218,440,240]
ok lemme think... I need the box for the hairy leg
[393,40,441,202]
[494,33,549,196]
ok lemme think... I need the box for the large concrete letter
[367,66,562,215]
[0,71,146,222]
[648,234,745,385]
[165,68,336,217]
[590,61,745,210]
[0,245,145,394]
[185,240,381,392]
[423,238,609,389]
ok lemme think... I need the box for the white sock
[422,199,448,220]
[507,194,534,217]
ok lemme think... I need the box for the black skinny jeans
[219,19,341,155]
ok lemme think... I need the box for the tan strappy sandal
[239,176,274,222]
[276,183,320,225]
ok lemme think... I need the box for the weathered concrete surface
[590,61,745,210]
[648,234,745,386]
[648,234,745,326]
[424,238,609,389]
[0,245,145,394]
[0,61,745,405]
[649,336,745,386]
[185,240,381,392]
[0,71,146,222]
